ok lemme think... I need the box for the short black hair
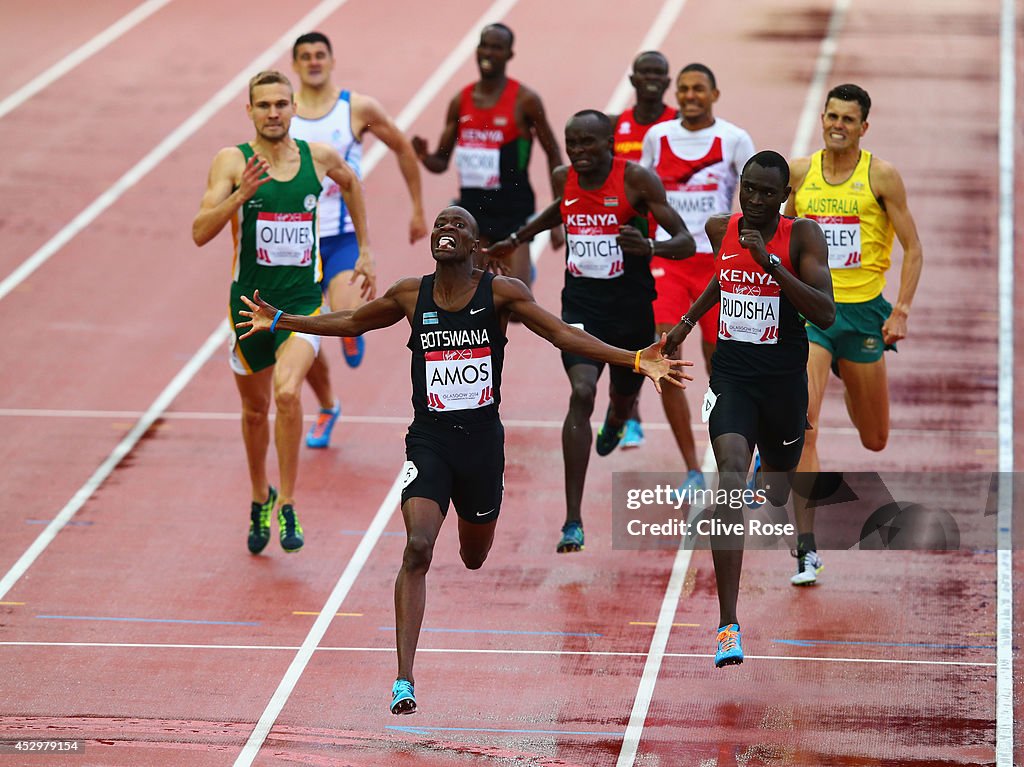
[633,50,668,71]
[679,62,717,90]
[826,83,871,121]
[743,150,790,187]
[293,31,332,60]
[570,109,613,138]
[483,23,514,48]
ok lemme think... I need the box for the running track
[0,0,1019,765]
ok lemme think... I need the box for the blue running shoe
[306,400,341,449]
[556,521,585,553]
[677,469,706,495]
[715,623,744,667]
[621,419,645,449]
[747,451,763,509]
[390,678,416,715]
[342,336,365,368]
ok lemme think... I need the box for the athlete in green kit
[192,70,372,555]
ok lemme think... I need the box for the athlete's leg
[457,516,498,569]
[273,335,317,504]
[234,368,274,501]
[563,363,601,525]
[305,353,336,411]
[792,343,832,537]
[656,321,700,471]
[395,497,445,687]
[837,356,889,451]
[710,432,753,628]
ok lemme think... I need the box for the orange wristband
[633,349,642,373]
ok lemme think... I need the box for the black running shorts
[400,416,504,524]
[706,373,809,471]
[560,304,654,397]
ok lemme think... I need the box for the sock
[798,532,816,553]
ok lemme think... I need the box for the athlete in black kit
[663,151,834,668]
[237,205,692,716]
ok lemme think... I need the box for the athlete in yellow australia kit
[784,83,923,586]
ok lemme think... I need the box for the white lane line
[232,472,405,766]
[0,0,175,120]
[0,408,993,438]
[788,0,851,158]
[231,2,522,764]
[0,0,358,304]
[995,0,1015,763]
[0,641,995,668]
[0,326,226,601]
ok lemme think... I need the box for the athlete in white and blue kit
[290,31,427,448]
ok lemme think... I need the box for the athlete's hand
[409,210,428,244]
[662,321,693,357]
[238,154,272,202]
[738,228,769,268]
[481,239,516,261]
[410,136,430,162]
[617,224,653,258]
[882,306,908,345]
[236,290,278,339]
[638,333,694,393]
[351,249,377,300]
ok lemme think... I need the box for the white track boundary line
[788,0,850,159]
[231,2,522,764]
[1,407,988,438]
[0,641,995,668]
[0,0,359,304]
[995,0,1015,763]
[0,326,225,601]
[0,0,175,120]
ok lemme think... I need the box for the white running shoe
[791,549,824,586]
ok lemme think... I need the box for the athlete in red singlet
[609,50,677,449]
[663,151,834,668]
[412,23,564,286]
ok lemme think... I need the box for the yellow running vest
[794,150,895,303]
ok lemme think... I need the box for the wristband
[680,314,696,329]
[270,309,283,333]
[647,238,656,256]
[634,349,642,373]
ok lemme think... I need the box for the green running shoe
[278,504,305,552]
[247,486,277,554]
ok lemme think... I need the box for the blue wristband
[269,309,283,333]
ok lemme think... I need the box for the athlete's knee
[273,384,301,411]
[240,397,270,426]
[460,546,489,570]
[568,379,597,413]
[402,535,434,573]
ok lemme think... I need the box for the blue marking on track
[378,626,602,637]
[773,638,996,650]
[36,615,260,626]
[387,725,622,737]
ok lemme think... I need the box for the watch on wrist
[765,253,782,272]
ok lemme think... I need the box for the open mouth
[436,235,456,251]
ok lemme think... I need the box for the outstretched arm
[353,93,427,243]
[493,277,693,393]
[236,279,419,339]
[411,94,460,174]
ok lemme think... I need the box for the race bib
[701,388,717,423]
[719,290,780,344]
[256,212,315,267]
[809,215,862,269]
[565,234,624,279]
[425,347,494,411]
[455,145,500,190]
